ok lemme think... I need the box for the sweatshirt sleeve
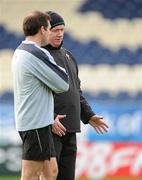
[18,43,69,93]
[29,53,69,93]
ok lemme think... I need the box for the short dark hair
[23,11,50,36]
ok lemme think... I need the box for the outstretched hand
[52,115,66,136]
[89,115,109,134]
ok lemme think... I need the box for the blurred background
[0,0,142,179]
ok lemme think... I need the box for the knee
[21,165,42,180]
[41,166,58,180]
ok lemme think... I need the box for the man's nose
[58,32,63,37]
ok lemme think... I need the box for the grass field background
[0,177,101,180]
[0,177,95,180]
[0,177,19,180]
[1,176,142,180]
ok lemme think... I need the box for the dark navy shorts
[19,125,56,161]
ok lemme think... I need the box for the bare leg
[20,160,43,180]
[40,157,58,180]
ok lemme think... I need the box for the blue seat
[0,91,14,104]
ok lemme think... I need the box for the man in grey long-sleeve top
[11,11,69,180]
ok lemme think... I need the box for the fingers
[96,116,104,119]
[52,115,67,136]
[94,124,109,134]
[54,114,66,121]
[94,127,100,134]
[57,114,66,120]
[89,115,109,134]
[52,125,66,136]
[53,124,66,136]
[94,126,104,134]
[94,115,104,120]
[56,120,66,132]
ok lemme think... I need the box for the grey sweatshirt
[11,40,69,131]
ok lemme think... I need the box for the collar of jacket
[45,41,63,50]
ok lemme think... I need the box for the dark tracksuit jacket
[43,44,95,133]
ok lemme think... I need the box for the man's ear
[40,26,44,34]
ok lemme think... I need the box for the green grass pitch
[0,177,19,180]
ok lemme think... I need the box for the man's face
[48,25,65,47]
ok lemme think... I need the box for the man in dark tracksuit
[42,11,109,180]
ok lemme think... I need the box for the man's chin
[55,42,62,47]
